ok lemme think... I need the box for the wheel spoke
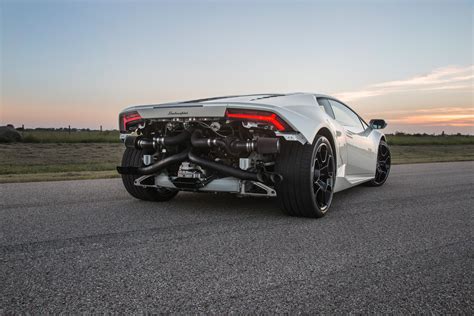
[314,185,321,195]
[316,189,323,206]
[313,168,320,181]
[317,145,328,164]
[315,179,326,191]
[324,187,332,203]
[319,165,328,174]
[327,156,334,176]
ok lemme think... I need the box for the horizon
[1,0,473,134]
[9,125,474,136]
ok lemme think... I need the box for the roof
[124,92,337,112]
[181,92,333,104]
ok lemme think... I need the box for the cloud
[334,65,474,102]
[419,84,472,91]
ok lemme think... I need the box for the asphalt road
[1,162,472,313]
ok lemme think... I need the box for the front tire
[121,148,179,201]
[366,140,391,187]
[275,135,336,218]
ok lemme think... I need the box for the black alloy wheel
[313,141,335,212]
[367,140,391,186]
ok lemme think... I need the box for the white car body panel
[121,92,386,193]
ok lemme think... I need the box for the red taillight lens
[119,111,143,133]
[226,109,289,131]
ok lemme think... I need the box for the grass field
[386,134,474,146]
[19,130,120,143]
[0,141,473,183]
[390,145,474,164]
[0,143,122,180]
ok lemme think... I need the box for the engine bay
[117,112,286,196]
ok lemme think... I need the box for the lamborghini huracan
[117,93,390,218]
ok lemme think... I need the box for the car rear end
[117,99,294,197]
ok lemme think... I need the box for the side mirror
[369,119,387,129]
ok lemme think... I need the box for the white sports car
[117,93,390,217]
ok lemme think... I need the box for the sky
[1,0,473,134]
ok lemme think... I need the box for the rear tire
[121,148,179,201]
[275,135,336,218]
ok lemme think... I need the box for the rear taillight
[119,111,143,133]
[225,109,290,131]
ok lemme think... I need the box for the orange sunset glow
[1,1,472,134]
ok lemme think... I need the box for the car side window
[328,100,364,132]
[316,98,335,119]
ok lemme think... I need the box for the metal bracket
[275,132,307,144]
[134,175,156,187]
[240,181,277,197]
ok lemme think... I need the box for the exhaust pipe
[155,130,192,146]
[188,151,263,182]
[117,148,190,175]
[124,130,191,151]
[190,130,280,154]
